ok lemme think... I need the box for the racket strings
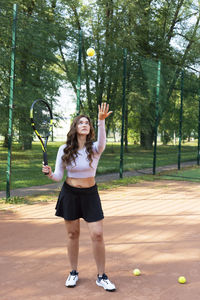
[33,102,51,138]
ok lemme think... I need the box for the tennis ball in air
[133,268,141,276]
[87,48,95,57]
[178,276,186,284]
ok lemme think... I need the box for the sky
[55,85,76,118]
[53,85,76,140]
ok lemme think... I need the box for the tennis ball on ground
[178,276,186,284]
[87,48,95,57]
[133,268,141,276]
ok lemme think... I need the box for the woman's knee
[91,230,103,242]
[65,220,80,240]
[68,229,80,240]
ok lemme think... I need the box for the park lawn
[1,166,200,207]
[0,174,157,207]
[159,166,200,182]
[0,141,199,191]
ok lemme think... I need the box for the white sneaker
[96,273,116,292]
[65,270,79,287]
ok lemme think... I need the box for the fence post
[119,48,127,178]
[153,60,161,175]
[6,3,17,200]
[178,70,184,170]
[197,74,200,165]
[76,29,82,115]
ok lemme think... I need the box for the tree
[56,0,200,149]
[122,0,200,148]
[0,0,63,149]
[2,0,200,151]
[0,0,14,146]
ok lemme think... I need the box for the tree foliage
[1,0,200,150]
[0,0,63,149]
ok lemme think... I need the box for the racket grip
[43,152,49,175]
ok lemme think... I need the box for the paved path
[0,161,197,198]
[1,180,200,299]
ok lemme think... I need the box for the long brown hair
[62,115,95,167]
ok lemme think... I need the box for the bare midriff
[66,177,95,188]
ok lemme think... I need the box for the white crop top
[50,119,106,181]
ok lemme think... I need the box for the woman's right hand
[98,102,113,120]
[42,165,52,177]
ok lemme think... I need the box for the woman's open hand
[98,103,113,120]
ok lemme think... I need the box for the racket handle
[43,152,49,175]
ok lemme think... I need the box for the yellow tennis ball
[87,48,95,57]
[133,268,141,276]
[178,276,186,284]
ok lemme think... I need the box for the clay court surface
[1,180,200,300]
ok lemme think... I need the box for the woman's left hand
[98,103,113,120]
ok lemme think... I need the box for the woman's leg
[64,219,80,270]
[87,220,105,275]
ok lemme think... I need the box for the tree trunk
[140,130,154,150]
[18,116,33,150]
[3,133,8,148]
[21,136,32,150]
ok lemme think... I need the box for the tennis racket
[30,99,53,175]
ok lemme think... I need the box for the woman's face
[76,117,90,136]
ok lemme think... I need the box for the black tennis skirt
[55,182,104,222]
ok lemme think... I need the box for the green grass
[159,166,200,182]
[1,196,29,205]
[0,174,157,207]
[0,141,199,191]
[0,141,63,191]
[98,143,198,174]
[0,193,57,208]
[1,166,200,208]
[98,174,157,189]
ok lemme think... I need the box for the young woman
[42,103,116,292]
